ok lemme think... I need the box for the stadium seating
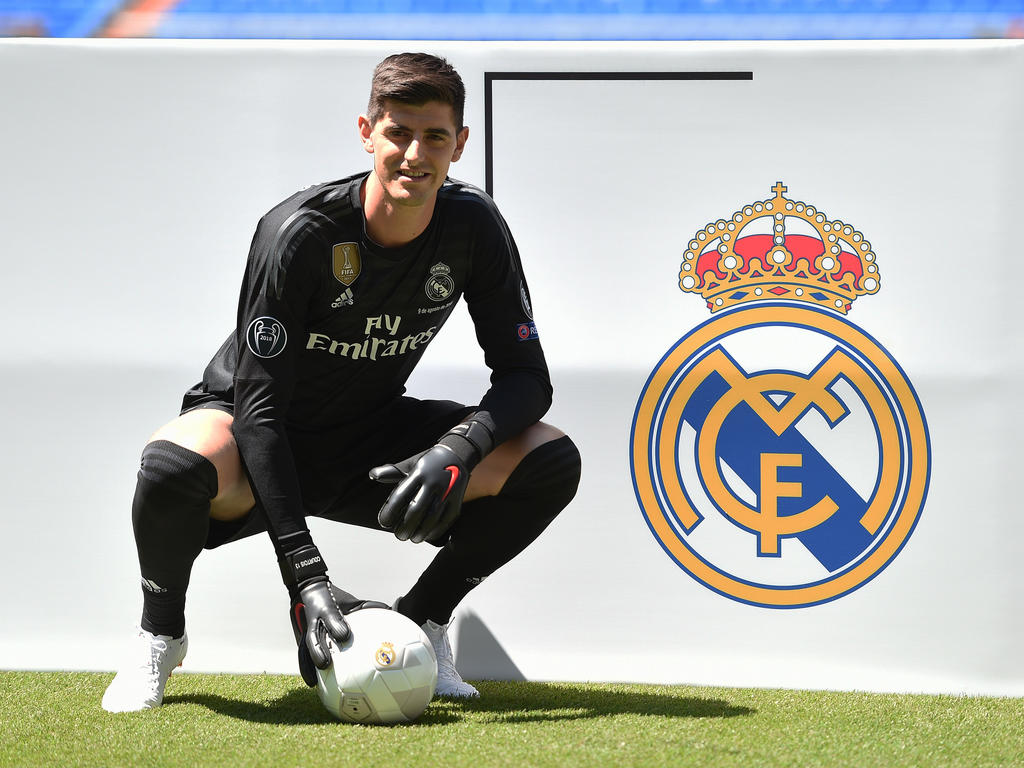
[1,0,1021,46]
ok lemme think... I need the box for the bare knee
[147,408,254,521]
[467,422,569,500]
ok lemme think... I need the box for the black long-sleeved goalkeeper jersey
[193,173,551,544]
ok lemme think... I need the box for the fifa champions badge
[333,242,362,286]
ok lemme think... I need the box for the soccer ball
[315,608,438,724]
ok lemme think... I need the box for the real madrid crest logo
[375,642,396,667]
[630,183,930,608]
[425,262,455,302]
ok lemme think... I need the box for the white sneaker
[421,619,479,698]
[102,627,188,712]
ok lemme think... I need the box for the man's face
[359,100,469,209]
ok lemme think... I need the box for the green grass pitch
[1,671,1022,768]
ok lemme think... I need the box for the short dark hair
[367,52,466,130]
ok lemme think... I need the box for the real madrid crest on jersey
[425,262,455,302]
[630,183,930,608]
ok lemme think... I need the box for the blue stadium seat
[3,0,1023,38]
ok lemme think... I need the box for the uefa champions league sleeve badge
[630,183,930,608]
[245,316,288,359]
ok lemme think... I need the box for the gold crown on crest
[679,182,880,314]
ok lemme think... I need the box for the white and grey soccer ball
[315,608,438,724]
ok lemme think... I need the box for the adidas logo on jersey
[332,288,354,309]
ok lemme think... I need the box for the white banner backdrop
[1,39,1021,696]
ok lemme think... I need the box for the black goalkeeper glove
[278,532,351,687]
[370,413,495,544]
[288,581,390,687]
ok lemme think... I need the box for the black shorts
[180,390,474,550]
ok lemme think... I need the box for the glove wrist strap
[277,531,328,587]
[438,411,495,469]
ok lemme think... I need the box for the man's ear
[358,115,375,154]
[451,126,470,163]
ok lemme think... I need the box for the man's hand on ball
[298,579,351,667]
[370,444,470,543]
[291,578,350,686]
[278,536,350,687]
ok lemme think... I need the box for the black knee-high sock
[132,440,217,638]
[398,435,581,626]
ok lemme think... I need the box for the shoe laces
[429,623,461,679]
[133,630,169,682]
